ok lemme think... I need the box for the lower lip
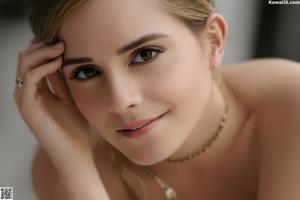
[118,111,168,139]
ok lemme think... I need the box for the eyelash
[68,46,164,82]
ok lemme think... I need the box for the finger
[22,57,63,107]
[47,70,74,103]
[13,78,24,105]
[15,66,49,93]
[20,42,45,57]
[14,43,63,104]
[37,76,51,91]
[17,42,64,76]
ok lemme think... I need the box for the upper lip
[117,111,168,131]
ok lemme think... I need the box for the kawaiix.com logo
[269,0,300,4]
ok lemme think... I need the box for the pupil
[85,68,94,76]
[141,50,151,60]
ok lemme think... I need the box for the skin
[16,0,300,199]
[59,0,228,167]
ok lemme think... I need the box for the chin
[129,156,164,166]
[121,146,172,166]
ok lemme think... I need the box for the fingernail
[53,42,64,49]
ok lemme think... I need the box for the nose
[107,75,143,114]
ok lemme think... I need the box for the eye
[68,65,102,82]
[130,47,163,65]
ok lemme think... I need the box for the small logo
[0,187,13,200]
[269,0,300,4]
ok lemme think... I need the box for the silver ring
[16,77,24,89]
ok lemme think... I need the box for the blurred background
[0,0,299,199]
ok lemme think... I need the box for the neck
[168,79,227,161]
[147,78,250,176]
[110,77,253,199]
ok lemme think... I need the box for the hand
[13,40,95,170]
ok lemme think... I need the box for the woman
[13,0,300,199]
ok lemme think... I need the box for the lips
[117,111,168,133]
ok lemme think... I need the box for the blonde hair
[27,0,215,44]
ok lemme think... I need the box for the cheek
[143,47,211,106]
[68,87,106,125]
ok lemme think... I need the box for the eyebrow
[62,33,169,68]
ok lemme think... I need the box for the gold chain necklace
[111,90,229,200]
[143,95,229,200]
[167,96,229,164]
[144,166,178,200]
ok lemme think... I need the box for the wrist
[56,154,96,178]
[58,161,110,200]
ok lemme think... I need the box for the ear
[205,13,228,70]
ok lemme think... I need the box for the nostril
[128,104,136,108]
[108,93,143,114]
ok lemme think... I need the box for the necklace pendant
[163,185,177,200]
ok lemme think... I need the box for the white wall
[0,19,37,200]
[215,0,261,64]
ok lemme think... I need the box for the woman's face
[59,0,213,165]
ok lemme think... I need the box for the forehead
[58,0,187,56]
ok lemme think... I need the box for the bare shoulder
[31,140,130,200]
[222,58,300,199]
[221,58,300,112]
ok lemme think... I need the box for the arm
[58,159,110,200]
[32,148,67,200]
[32,147,111,200]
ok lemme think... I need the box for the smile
[117,110,169,138]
